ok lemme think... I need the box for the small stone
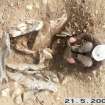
[26,4,33,11]
[9,30,22,37]
[23,91,34,101]
[1,88,10,97]
[61,31,70,36]
[92,71,97,76]
[10,3,14,7]
[95,10,98,14]
[66,57,76,64]
[57,39,61,44]
[79,42,93,53]
[68,37,77,44]
[72,31,76,35]
[57,72,64,83]
[83,29,87,32]
[88,76,92,80]
[43,48,53,59]
[33,20,43,31]
[50,74,59,83]
[102,24,105,29]
[42,0,48,5]
[56,97,60,100]
[77,54,93,67]
[14,95,23,105]
[62,77,68,85]
[17,23,27,32]
[74,22,78,27]
[12,82,24,99]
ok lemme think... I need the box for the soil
[0,0,105,105]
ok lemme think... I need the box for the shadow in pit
[10,31,40,64]
[10,31,38,50]
[49,0,102,75]
[50,35,102,75]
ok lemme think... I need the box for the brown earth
[0,0,105,105]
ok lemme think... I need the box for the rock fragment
[6,63,46,74]
[7,72,57,92]
[26,4,33,11]
[77,54,93,67]
[0,32,11,83]
[9,20,44,37]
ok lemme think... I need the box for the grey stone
[77,54,93,67]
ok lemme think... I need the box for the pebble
[79,42,93,53]
[61,77,68,85]
[102,24,105,29]
[33,20,43,31]
[56,97,60,100]
[14,95,23,105]
[66,57,76,64]
[12,82,24,99]
[42,0,48,5]
[17,23,27,32]
[23,91,34,101]
[87,76,92,80]
[10,3,14,7]
[95,10,98,14]
[57,72,64,83]
[9,29,22,37]
[26,4,33,11]
[68,37,77,44]
[1,88,10,97]
[43,48,53,59]
[77,54,93,67]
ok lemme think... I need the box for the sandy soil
[0,0,105,105]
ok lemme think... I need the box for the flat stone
[77,54,93,67]
[9,20,44,37]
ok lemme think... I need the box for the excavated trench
[49,0,102,73]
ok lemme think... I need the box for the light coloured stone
[26,4,33,10]
[1,88,10,97]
